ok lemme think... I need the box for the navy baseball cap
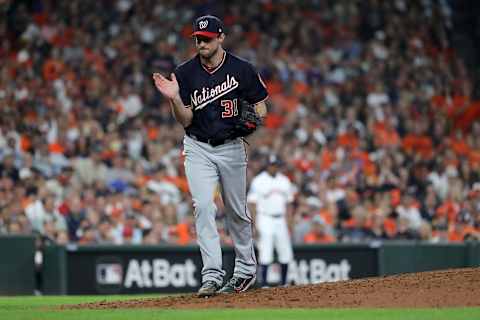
[267,154,282,166]
[192,15,224,38]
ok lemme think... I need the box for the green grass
[0,296,479,320]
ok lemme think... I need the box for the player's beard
[199,45,218,60]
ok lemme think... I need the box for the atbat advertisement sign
[64,245,378,294]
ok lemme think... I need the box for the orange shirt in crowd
[402,134,433,159]
[131,199,143,212]
[431,94,469,118]
[448,225,477,243]
[373,121,400,147]
[337,132,359,149]
[469,149,480,168]
[351,149,376,176]
[20,135,32,152]
[390,189,401,207]
[33,12,48,25]
[171,223,192,245]
[341,217,358,229]
[447,137,470,157]
[293,80,310,96]
[293,158,314,173]
[21,197,33,210]
[454,100,480,130]
[271,93,300,112]
[101,150,116,161]
[449,95,469,117]
[448,230,463,243]
[134,175,151,188]
[48,142,65,154]
[283,95,300,111]
[265,79,283,95]
[315,209,334,226]
[42,58,65,81]
[431,94,445,111]
[147,127,160,140]
[52,27,74,48]
[264,112,285,129]
[84,48,106,74]
[320,147,336,171]
[303,232,335,244]
[383,217,397,237]
[436,200,460,223]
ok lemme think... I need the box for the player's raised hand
[152,73,179,100]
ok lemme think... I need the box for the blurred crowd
[1,0,480,248]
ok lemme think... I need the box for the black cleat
[197,280,221,297]
[218,275,256,294]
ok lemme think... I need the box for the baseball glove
[231,99,263,138]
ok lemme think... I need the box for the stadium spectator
[0,0,479,246]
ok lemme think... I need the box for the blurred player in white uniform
[247,155,296,287]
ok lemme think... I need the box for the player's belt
[187,133,234,147]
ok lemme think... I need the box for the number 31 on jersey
[221,99,238,118]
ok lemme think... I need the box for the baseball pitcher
[153,15,268,297]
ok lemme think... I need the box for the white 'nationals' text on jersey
[174,51,268,141]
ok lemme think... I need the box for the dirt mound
[67,268,480,309]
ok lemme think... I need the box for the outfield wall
[0,235,36,295]
[42,244,378,294]
[41,242,478,295]
[0,236,478,295]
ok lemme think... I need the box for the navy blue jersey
[174,51,268,140]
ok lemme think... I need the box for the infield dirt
[67,267,480,309]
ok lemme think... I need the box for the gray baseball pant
[183,135,257,286]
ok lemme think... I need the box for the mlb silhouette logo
[96,263,123,285]
[199,20,208,29]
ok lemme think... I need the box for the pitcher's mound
[69,267,480,309]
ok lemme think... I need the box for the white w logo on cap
[199,20,208,29]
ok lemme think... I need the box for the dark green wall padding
[0,235,36,295]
